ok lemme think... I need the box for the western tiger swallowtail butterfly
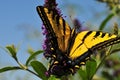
[37,6,120,77]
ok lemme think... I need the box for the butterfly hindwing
[69,31,118,59]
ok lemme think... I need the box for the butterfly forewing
[37,6,71,52]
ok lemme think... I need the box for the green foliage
[0,66,20,73]
[6,45,17,61]
[26,50,43,66]
[48,76,59,80]
[78,68,87,80]
[77,59,97,80]
[1,44,46,80]
[86,59,97,80]
[99,13,114,30]
[31,61,48,80]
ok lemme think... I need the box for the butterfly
[36,6,120,77]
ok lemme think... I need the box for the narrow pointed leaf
[99,13,114,30]
[0,66,21,73]
[26,50,43,66]
[6,45,17,60]
[31,61,48,80]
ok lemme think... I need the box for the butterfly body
[37,6,120,77]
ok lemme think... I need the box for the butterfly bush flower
[44,0,57,8]
[40,0,66,76]
[73,18,87,32]
[41,25,48,35]
[42,1,85,58]
[41,24,51,57]
[42,0,62,58]
[44,0,61,16]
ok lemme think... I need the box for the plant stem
[90,46,113,80]
[26,68,40,78]
[14,58,41,79]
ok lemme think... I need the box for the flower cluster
[73,18,87,32]
[42,0,61,59]
[41,25,53,58]
[44,0,62,16]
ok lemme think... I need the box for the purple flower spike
[41,24,45,30]
[73,18,87,32]
[73,19,82,32]
[43,0,62,16]
[44,0,57,9]
[42,44,46,50]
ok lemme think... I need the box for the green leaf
[78,68,87,80]
[26,50,43,66]
[27,47,35,55]
[6,45,17,61]
[31,61,48,80]
[99,13,114,30]
[49,75,58,80]
[0,66,21,73]
[86,59,97,80]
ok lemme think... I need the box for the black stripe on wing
[37,6,58,55]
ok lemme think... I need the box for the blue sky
[0,1,45,80]
[0,0,110,80]
[0,0,43,46]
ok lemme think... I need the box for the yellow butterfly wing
[37,6,71,52]
[69,31,120,60]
